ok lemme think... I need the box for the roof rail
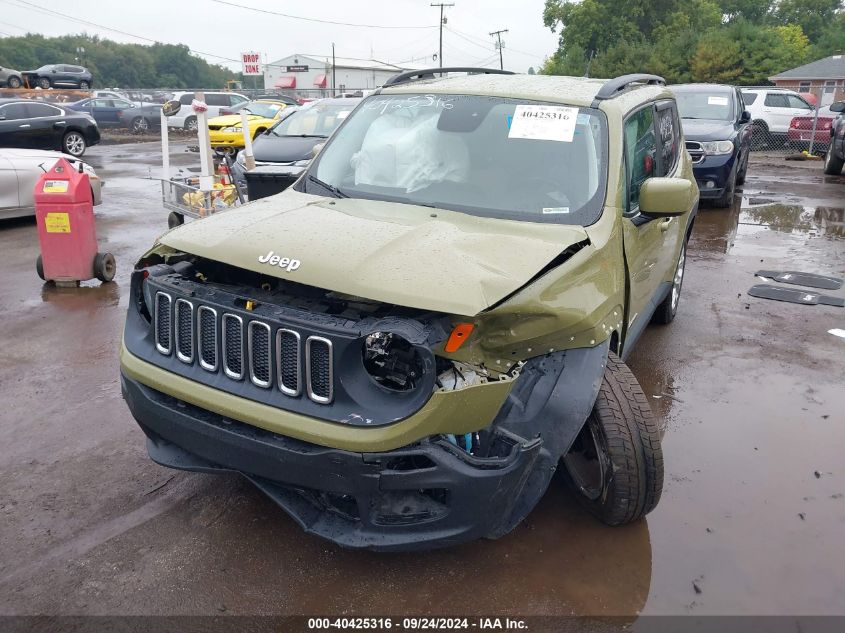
[383,67,515,87]
[592,73,666,105]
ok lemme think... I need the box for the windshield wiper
[308,174,347,198]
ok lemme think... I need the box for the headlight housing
[362,332,424,392]
[701,140,734,155]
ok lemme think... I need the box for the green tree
[690,30,743,82]
[774,0,841,41]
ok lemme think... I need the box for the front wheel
[184,116,198,132]
[824,143,844,176]
[131,117,150,134]
[736,152,749,185]
[38,77,51,90]
[62,131,86,157]
[561,352,664,526]
[168,211,184,228]
[7,76,21,88]
[713,166,736,208]
[79,80,90,89]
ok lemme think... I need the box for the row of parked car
[0,64,93,89]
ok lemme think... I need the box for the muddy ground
[0,144,843,619]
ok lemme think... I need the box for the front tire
[79,80,90,89]
[184,116,198,132]
[713,166,736,208]
[131,117,150,134]
[62,131,86,157]
[38,77,51,90]
[168,211,184,228]
[562,352,663,526]
[824,143,844,175]
[736,152,748,185]
[8,76,21,88]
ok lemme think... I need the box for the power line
[210,0,438,29]
[2,0,244,64]
[446,25,546,61]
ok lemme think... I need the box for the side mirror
[162,99,181,117]
[830,101,845,113]
[739,110,751,124]
[312,142,325,157]
[639,178,694,217]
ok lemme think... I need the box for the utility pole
[490,29,508,70]
[332,42,336,97]
[431,3,454,68]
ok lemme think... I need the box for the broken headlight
[362,332,424,392]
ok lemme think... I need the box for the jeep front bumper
[121,371,547,551]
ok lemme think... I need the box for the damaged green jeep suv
[121,69,698,550]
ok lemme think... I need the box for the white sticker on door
[508,105,579,142]
[708,96,729,106]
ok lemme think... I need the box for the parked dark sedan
[0,99,100,157]
[672,83,752,207]
[823,100,845,175]
[68,97,162,133]
[234,98,360,199]
[22,64,93,90]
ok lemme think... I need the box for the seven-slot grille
[153,292,333,404]
[685,140,705,164]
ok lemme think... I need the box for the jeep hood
[159,190,590,316]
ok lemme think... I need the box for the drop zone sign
[241,52,262,76]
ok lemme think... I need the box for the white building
[264,54,425,98]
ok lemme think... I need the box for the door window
[205,94,229,106]
[764,93,790,108]
[90,99,111,108]
[741,92,758,106]
[229,94,247,105]
[0,103,28,120]
[655,103,680,176]
[27,103,62,117]
[787,95,812,110]
[114,100,133,108]
[179,93,194,105]
[624,106,656,210]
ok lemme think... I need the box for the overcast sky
[0,0,560,73]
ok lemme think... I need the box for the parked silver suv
[0,65,23,88]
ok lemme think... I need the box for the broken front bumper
[122,373,548,551]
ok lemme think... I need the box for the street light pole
[431,2,454,68]
[490,29,508,70]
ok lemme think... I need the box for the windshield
[674,89,735,121]
[270,102,356,138]
[309,93,607,225]
[244,102,284,118]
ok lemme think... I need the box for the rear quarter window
[742,92,758,106]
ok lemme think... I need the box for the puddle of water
[739,201,844,239]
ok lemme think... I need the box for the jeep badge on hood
[257,250,301,272]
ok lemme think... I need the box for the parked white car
[165,91,249,131]
[741,88,815,138]
[0,148,103,220]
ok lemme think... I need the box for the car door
[205,93,229,117]
[0,153,20,213]
[25,102,65,149]
[0,102,34,148]
[762,93,795,133]
[786,94,814,127]
[620,102,684,349]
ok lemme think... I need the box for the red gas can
[34,158,115,285]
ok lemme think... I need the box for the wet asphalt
[0,142,843,618]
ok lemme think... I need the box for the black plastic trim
[383,67,515,87]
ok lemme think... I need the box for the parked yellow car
[208,100,289,154]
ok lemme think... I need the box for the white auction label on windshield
[509,105,578,142]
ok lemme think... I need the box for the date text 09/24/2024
[307,618,528,630]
